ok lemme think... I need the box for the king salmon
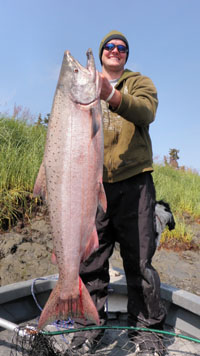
[33,49,107,330]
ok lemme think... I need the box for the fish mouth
[65,49,95,76]
[73,97,99,109]
[64,49,100,107]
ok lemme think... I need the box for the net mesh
[9,321,200,356]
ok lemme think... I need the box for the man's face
[101,39,127,72]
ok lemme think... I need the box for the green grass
[153,164,200,218]
[152,164,200,247]
[0,116,46,228]
[0,116,200,249]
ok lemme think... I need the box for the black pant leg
[111,173,166,329]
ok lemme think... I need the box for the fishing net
[9,321,200,356]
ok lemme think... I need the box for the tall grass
[0,117,46,228]
[153,164,200,246]
[153,164,200,218]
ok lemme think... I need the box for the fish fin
[33,160,47,201]
[37,278,99,330]
[99,182,107,213]
[51,251,57,265]
[90,108,99,138]
[82,227,99,261]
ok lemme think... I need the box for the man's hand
[99,73,113,101]
[99,73,121,109]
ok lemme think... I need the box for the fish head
[61,49,100,106]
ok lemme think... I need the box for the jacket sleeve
[112,75,158,126]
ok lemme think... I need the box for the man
[71,30,166,356]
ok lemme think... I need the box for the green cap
[99,30,129,64]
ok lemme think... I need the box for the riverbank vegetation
[0,116,46,229]
[152,165,200,248]
[0,116,200,249]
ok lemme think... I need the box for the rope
[41,325,200,344]
[31,277,50,311]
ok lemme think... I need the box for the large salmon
[33,49,106,330]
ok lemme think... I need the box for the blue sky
[1,0,200,172]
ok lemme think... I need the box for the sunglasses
[103,43,128,53]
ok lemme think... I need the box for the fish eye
[74,68,78,73]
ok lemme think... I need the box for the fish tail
[37,278,99,330]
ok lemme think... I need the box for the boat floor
[0,317,200,356]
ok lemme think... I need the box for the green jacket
[101,69,158,183]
